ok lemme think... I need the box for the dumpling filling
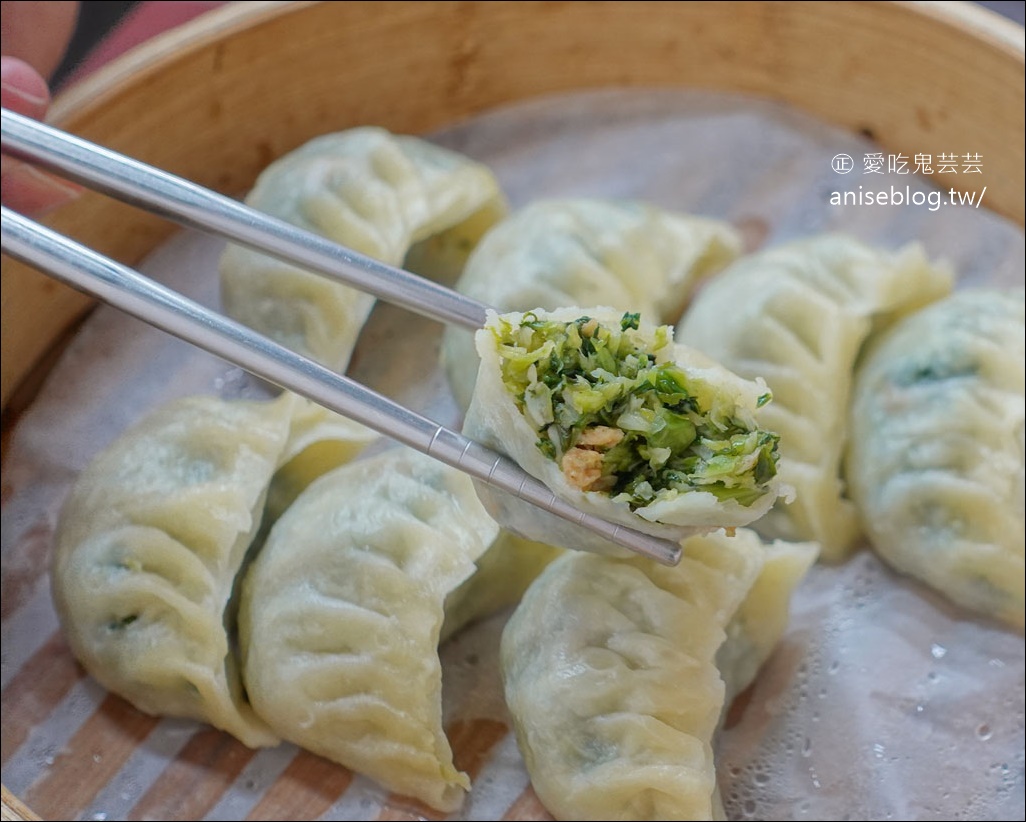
[490,311,780,508]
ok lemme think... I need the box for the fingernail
[0,78,48,107]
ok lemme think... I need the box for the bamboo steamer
[1,2,1023,819]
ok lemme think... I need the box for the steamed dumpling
[677,235,952,561]
[500,529,816,820]
[51,392,374,747]
[846,289,1025,629]
[463,306,788,554]
[220,127,507,371]
[238,448,501,813]
[53,395,291,747]
[443,198,741,408]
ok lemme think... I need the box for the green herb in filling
[492,312,779,509]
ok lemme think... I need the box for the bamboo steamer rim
[1,2,1023,819]
[50,0,1026,122]
[1,785,39,822]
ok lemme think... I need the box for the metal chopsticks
[1,109,488,332]
[0,109,682,566]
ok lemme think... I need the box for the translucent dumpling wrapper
[846,289,1025,630]
[500,529,817,821]
[717,539,820,700]
[441,532,563,642]
[50,392,375,747]
[264,392,381,523]
[677,235,953,562]
[442,198,741,409]
[463,306,788,554]
[238,448,501,813]
[220,127,507,372]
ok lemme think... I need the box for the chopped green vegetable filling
[108,614,138,631]
[493,312,779,508]
[893,350,979,387]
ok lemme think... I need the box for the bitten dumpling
[238,448,501,813]
[51,392,374,747]
[500,529,815,820]
[463,306,787,554]
[220,127,507,371]
[443,198,741,408]
[677,235,952,561]
[846,289,1025,629]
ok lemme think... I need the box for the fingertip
[1,56,51,116]
[0,58,78,216]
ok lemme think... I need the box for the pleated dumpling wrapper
[51,392,375,747]
[443,198,741,409]
[238,448,501,813]
[220,126,507,372]
[846,288,1025,630]
[677,234,952,561]
[501,529,818,820]
[463,306,788,554]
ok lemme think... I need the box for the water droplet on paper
[801,736,813,757]
[930,643,947,659]
[976,723,993,741]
